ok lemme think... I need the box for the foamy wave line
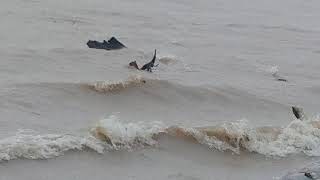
[0,129,104,161]
[91,116,320,157]
[2,115,320,161]
[86,75,146,93]
[91,117,243,154]
[90,115,165,150]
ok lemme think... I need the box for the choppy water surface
[1,0,320,179]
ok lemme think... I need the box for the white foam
[0,129,104,161]
[88,75,146,93]
[91,115,165,150]
[239,118,320,157]
[164,118,320,157]
[91,115,320,157]
[183,127,242,153]
[268,65,279,75]
[2,116,320,161]
[257,65,279,76]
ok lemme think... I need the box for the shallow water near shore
[1,0,320,179]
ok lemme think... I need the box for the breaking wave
[1,115,320,162]
[84,75,146,93]
[243,119,320,157]
[91,115,320,157]
[0,129,104,161]
[90,115,165,150]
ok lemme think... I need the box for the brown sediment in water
[83,75,146,93]
[92,121,320,150]
[92,124,251,149]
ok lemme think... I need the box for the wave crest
[2,116,320,162]
[91,116,320,157]
[90,116,165,150]
[246,119,320,157]
[85,75,146,93]
[0,129,104,161]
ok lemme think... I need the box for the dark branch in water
[129,61,140,70]
[304,172,314,179]
[272,72,288,82]
[292,106,305,120]
[129,49,157,72]
[277,78,287,82]
[87,37,126,50]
